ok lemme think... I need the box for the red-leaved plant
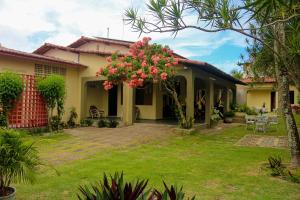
[97,37,192,128]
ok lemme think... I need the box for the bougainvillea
[96,37,178,90]
[97,37,192,129]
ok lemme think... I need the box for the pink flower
[150,66,158,75]
[141,73,147,79]
[141,61,147,67]
[160,72,168,80]
[103,81,113,90]
[165,63,171,68]
[138,78,144,86]
[106,57,112,62]
[109,67,117,74]
[167,50,174,55]
[131,74,137,79]
[137,69,143,75]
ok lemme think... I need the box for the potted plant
[223,111,235,123]
[210,108,223,127]
[0,129,40,199]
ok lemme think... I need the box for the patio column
[224,88,230,112]
[123,83,135,125]
[205,79,214,127]
[186,75,194,120]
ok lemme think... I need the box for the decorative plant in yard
[37,74,65,132]
[67,107,78,128]
[0,129,41,199]
[97,37,192,128]
[0,71,23,127]
[77,172,195,200]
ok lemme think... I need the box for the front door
[108,86,118,116]
[271,91,276,112]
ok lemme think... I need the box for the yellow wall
[0,55,35,74]
[44,49,79,63]
[247,90,271,111]
[78,42,129,54]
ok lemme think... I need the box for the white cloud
[0,0,246,62]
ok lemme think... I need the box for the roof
[0,46,87,68]
[66,36,186,59]
[68,36,133,48]
[241,77,276,83]
[33,43,116,56]
[179,59,246,85]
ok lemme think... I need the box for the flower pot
[0,187,16,200]
[224,117,233,123]
[210,120,220,128]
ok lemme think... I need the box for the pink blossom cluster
[97,37,178,90]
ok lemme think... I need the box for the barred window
[35,64,66,76]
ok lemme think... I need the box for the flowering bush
[96,37,178,90]
[97,37,192,128]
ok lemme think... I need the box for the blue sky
[0,0,246,73]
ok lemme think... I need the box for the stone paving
[40,123,175,164]
[236,134,288,149]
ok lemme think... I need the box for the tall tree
[125,0,300,167]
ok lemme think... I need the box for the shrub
[50,115,61,132]
[80,119,93,127]
[0,129,41,197]
[107,119,119,128]
[0,71,23,127]
[0,114,7,127]
[37,75,65,131]
[211,109,222,122]
[77,172,195,200]
[223,111,235,118]
[67,107,78,128]
[97,119,107,128]
[267,156,300,183]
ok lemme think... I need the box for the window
[35,64,66,76]
[135,83,153,105]
[289,91,295,104]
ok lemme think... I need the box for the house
[237,77,299,112]
[0,36,244,128]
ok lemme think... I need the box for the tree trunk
[274,23,300,167]
[171,90,187,127]
[280,67,300,167]
[48,108,53,132]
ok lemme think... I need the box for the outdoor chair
[89,105,104,119]
[255,115,268,133]
[268,115,279,130]
[245,115,256,131]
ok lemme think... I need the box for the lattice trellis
[8,75,48,128]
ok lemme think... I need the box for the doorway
[108,86,118,116]
[271,91,276,112]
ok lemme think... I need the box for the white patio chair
[255,115,268,133]
[245,115,256,131]
[268,115,279,130]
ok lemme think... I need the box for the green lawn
[16,115,300,200]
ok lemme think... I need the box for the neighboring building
[0,36,244,128]
[237,77,299,112]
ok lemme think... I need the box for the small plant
[77,172,149,200]
[267,156,300,183]
[80,118,93,127]
[50,115,61,132]
[0,129,41,198]
[211,109,222,122]
[268,156,285,176]
[107,119,119,128]
[152,181,195,200]
[97,119,107,128]
[67,107,78,128]
[223,111,235,118]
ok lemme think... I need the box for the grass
[15,115,300,200]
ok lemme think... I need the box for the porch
[80,62,238,128]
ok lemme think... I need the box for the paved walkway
[236,134,288,149]
[40,123,175,164]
